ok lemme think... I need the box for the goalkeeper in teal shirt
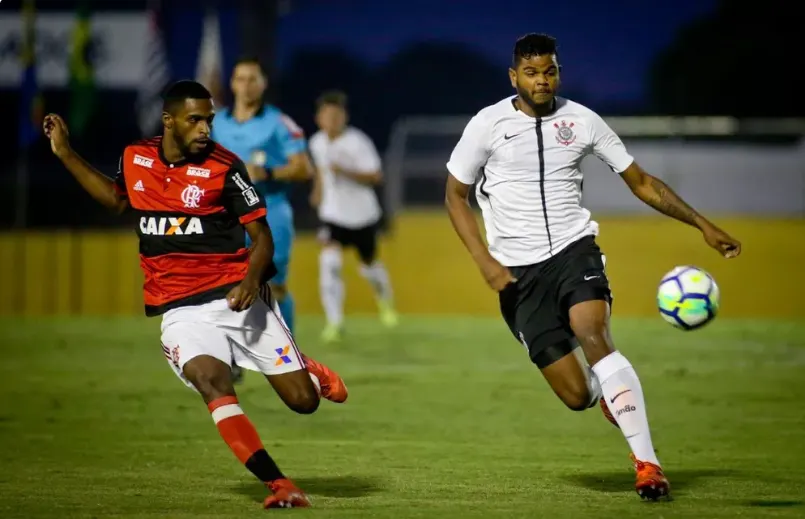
[212,57,313,340]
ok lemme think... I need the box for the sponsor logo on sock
[610,389,632,404]
[616,404,636,417]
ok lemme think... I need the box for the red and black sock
[208,396,284,483]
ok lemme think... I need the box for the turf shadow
[744,500,803,508]
[564,468,738,495]
[232,475,383,502]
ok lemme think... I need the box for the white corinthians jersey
[447,96,634,266]
[310,126,383,229]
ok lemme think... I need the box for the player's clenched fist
[226,278,261,311]
[43,113,72,159]
[479,257,517,292]
[701,223,741,259]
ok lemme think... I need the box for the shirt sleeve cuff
[239,207,267,224]
[613,156,635,174]
[446,162,475,185]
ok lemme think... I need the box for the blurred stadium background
[1,0,803,319]
[1,1,804,517]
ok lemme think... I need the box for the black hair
[233,56,267,76]
[162,80,212,114]
[512,33,558,68]
[316,90,348,111]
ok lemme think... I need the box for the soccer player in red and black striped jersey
[44,80,346,509]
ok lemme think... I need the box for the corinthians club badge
[554,120,576,146]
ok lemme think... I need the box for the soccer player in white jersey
[445,33,741,500]
[309,91,398,343]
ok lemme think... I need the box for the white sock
[359,261,394,303]
[319,248,344,326]
[591,351,660,466]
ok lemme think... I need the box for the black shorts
[318,221,378,264]
[499,235,612,369]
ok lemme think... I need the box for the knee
[556,384,594,412]
[570,321,612,364]
[189,368,234,403]
[286,389,320,415]
[570,310,607,337]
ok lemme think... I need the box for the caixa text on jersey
[140,216,204,236]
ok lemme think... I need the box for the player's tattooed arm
[43,113,128,214]
[620,161,741,258]
[620,162,703,228]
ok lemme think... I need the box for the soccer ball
[657,266,720,330]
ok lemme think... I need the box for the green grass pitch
[1,315,803,518]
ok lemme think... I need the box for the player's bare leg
[319,243,345,342]
[265,371,320,414]
[569,299,670,500]
[539,342,602,411]
[269,354,349,405]
[182,355,311,508]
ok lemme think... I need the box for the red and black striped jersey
[115,137,274,316]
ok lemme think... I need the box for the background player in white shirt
[445,33,741,501]
[309,91,398,343]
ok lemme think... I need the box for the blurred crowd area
[0,0,801,231]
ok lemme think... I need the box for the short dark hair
[233,56,267,76]
[512,33,558,68]
[316,90,348,111]
[162,80,212,114]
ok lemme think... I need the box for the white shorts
[160,296,305,391]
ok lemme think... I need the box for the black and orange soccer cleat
[631,454,671,501]
[302,354,348,403]
[599,397,619,428]
[264,479,311,509]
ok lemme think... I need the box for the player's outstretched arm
[43,114,128,215]
[620,161,741,258]
[445,175,516,291]
[271,152,314,182]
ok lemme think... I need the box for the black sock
[245,449,285,483]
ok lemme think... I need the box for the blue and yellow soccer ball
[657,266,720,330]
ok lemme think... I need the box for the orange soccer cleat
[264,479,311,509]
[631,454,670,500]
[302,354,348,403]
[599,397,619,428]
